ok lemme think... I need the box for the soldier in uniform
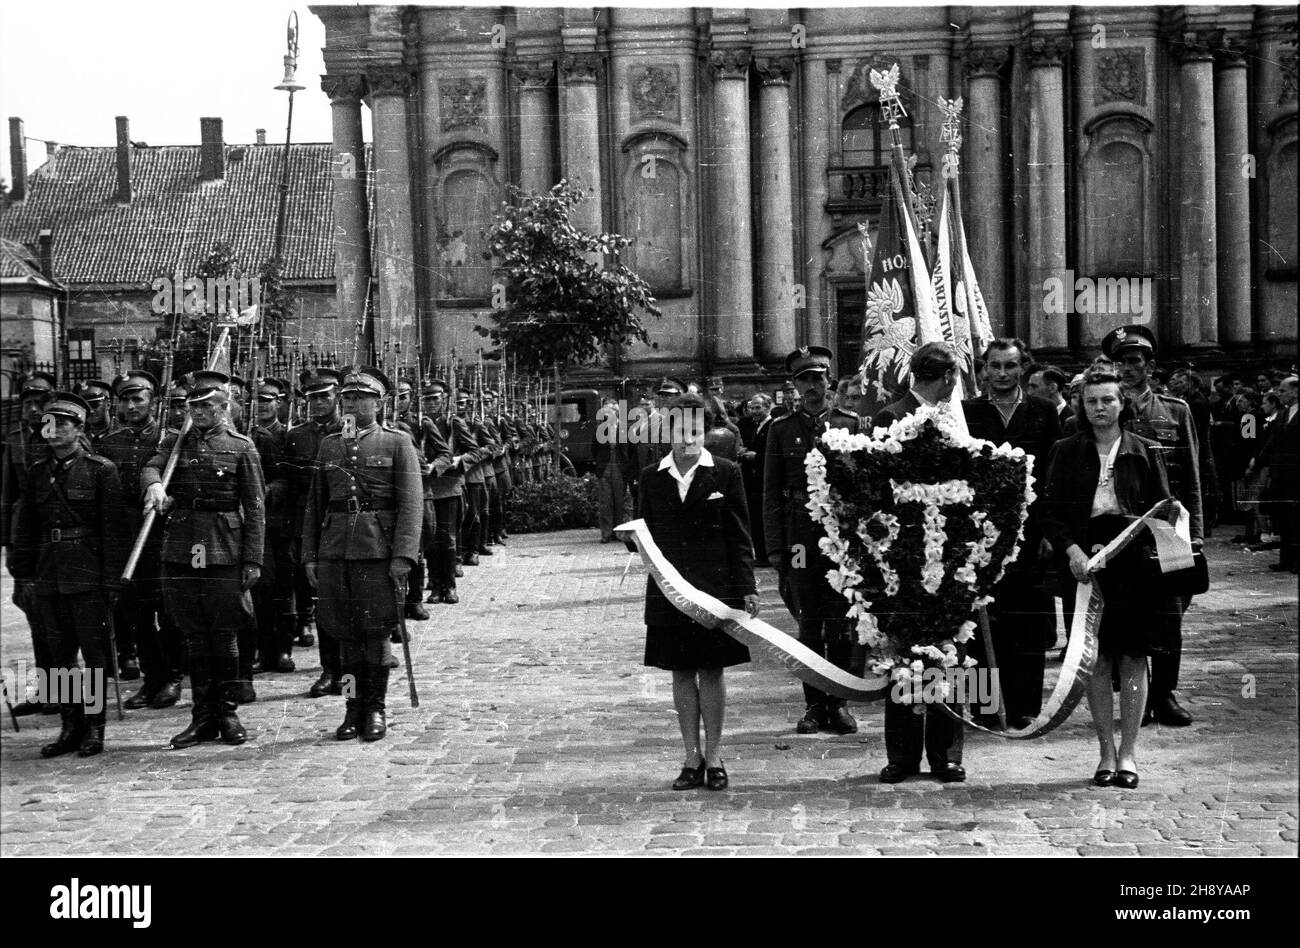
[301,368,422,741]
[1102,325,1203,727]
[250,377,297,678]
[484,389,514,544]
[478,394,503,555]
[165,378,190,431]
[11,392,129,756]
[423,379,478,603]
[284,368,343,696]
[143,371,266,748]
[763,346,862,737]
[99,369,184,709]
[457,388,491,566]
[2,371,58,715]
[396,376,453,616]
[76,379,116,448]
[227,376,247,432]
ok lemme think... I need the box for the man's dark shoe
[935,762,967,783]
[308,671,337,699]
[796,706,827,734]
[151,680,183,709]
[124,682,162,710]
[405,602,430,621]
[119,656,141,681]
[1149,694,1193,727]
[426,588,444,604]
[235,681,257,704]
[1008,714,1036,730]
[826,705,858,734]
[476,546,494,556]
[267,653,296,673]
[879,763,916,784]
[442,588,459,604]
[462,554,479,567]
[454,564,464,578]
[295,629,316,648]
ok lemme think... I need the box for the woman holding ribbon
[637,394,759,791]
[1041,365,1173,790]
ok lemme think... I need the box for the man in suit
[963,339,1062,729]
[738,393,774,560]
[873,342,967,783]
[764,346,862,735]
[1027,365,1073,427]
[595,398,634,543]
[1249,375,1298,572]
[1103,325,1203,726]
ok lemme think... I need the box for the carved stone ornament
[842,56,912,112]
[1026,34,1071,69]
[709,47,752,80]
[1279,49,1298,105]
[1096,48,1146,106]
[630,65,680,122]
[440,77,487,132]
[560,53,601,84]
[1172,30,1219,64]
[965,46,1008,80]
[755,56,795,86]
[366,68,411,99]
[514,59,554,90]
[321,74,366,104]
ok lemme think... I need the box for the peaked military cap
[114,369,158,397]
[300,367,343,394]
[186,370,231,404]
[339,366,390,397]
[1101,324,1157,360]
[76,379,113,403]
[42,391,90,425]
[785,345,834,378]
[20,371,57,398]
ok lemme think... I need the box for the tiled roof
[0,142,351,285]
[0,236,58,287]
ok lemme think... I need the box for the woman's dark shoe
[1093,769,1116,787]
[1114,770,1139,789]
[705,765,729,791]
[672,763,705,791]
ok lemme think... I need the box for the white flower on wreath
[954,620,977,644]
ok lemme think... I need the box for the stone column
[755,56,797,362]
[1025,33,1070,353]
[709,47,755,363]
[1213,39,1251,348]
[516,59,555,195]
[560,53,603,234]
[964,46,1009,333]
[1173,34,1220,347]
[323,75,372,353]
[366,67,419,350]
[800,57,833,349]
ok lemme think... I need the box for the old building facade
[315,4,1297,384]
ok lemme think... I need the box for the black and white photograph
[0,0,1295,904]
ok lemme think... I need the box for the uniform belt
[43,526,93,542]
[327,499,397,513]
[178,498,241,511]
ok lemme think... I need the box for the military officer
[1102,325,1203,727]
[423,380,480,601]
[301,367,422,742]
[11,392,129,756]
[2,371,58,715]
[763,346,862,736]
[456,389,492,566]
[394,377,433,620]
[250,377,297,679]
[284,368,344,696]
[143,371,265,748]
[99,369,184,709]
[76,379,116,448]
[398,379,455,610]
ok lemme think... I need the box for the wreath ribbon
[615,498,1193,741]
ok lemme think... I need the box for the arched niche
[620,130,692,295]
[431,141,501,301]
[1080,113,1153,276]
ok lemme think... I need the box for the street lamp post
[273,11,305,265]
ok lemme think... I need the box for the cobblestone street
[1,532,1296,857]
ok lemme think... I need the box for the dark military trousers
[121,545,184,686]
[253,526,296,662]
[430,495,461,592]
[884,698,964,770]
[161,563,252,659]
[461,483,486,561]
[787,552,853,710]
[1150,597,1189,699]
[490,481,510,540]
[37,592,111,711]
[315,560,396,666]
[17,602,53,701]
[406,503,435,608]
[482,477,499,550]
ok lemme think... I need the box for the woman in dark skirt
[1042,365,1173,790]
[639,394,759,791]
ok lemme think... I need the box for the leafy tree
[477,180,661,464]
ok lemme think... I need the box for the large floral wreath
[805,405,1035,697]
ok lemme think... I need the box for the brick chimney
[115,116,132,203]
[255,128,266,146]
[199,117,224,181]
[37,229,53,280]
[8,116,26,201]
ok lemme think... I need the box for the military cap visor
[339,367,390,397]
[186,370,231,404]
[42,391,90,425]
[20,371,57,397]
[1102,324,1157,360]
[114,369,159,396]
[301,368,343,393]
[656,377,686,395]
[785,345,834,378]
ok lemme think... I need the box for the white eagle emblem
[861,276,915,397]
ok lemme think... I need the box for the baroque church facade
[313,5,1298,383]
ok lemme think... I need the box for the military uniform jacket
[762,406,861,560]
[253,419,291,530]
[428,413,479,498]
[283,417,340,533]
[479,418,502,486]
[490,414,514,488]
[142,423,267,567]
[404,414,455,499]
[1122,388,1203,542]
[300,422,423,564]
[97,420,163,546]
[459,415,493,485]
[2,423,49,550]
[10,446,129,595]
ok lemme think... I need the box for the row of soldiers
[1,363,559,754]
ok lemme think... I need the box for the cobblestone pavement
[1,532,1295,857]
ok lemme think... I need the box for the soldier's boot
[268,614,296,672]
[362,664,389,742]
[236,626,257,703]
[124,679,162,710]
[310,631,342,697]
[40,704,85,758]
[77,707,106,757]
[171,660,219,748]
[214,659,248,745]
[150,676,183,709]
[335,664,365,740]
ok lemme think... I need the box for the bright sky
[0,0,336,187]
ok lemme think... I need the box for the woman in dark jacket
[639,394,758,791]
[1041,366,1172,790]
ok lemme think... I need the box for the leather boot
[214,659,248,745]
[335,664,364,740]
[362,664,389,742]
[309,670,337,699]
[171,659,219,748]
[77,708,106,756]
[150,677,183,709]
[124,680,162,710]
[236,654,257,704]
[40,704,85,758]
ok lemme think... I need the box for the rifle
[394,577,420,707]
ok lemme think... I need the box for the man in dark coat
[250,377,297,679]
[739,393,775,560]
[1250,375,1298,572]
[872,342,967,783]
[763,346,861,736]
[962,339,1063,729]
